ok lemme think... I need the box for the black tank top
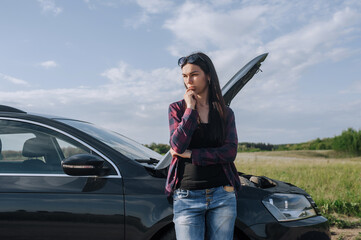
[178,123,229,190]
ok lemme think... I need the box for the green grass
[235,150,361,218]
[325,214,361,229]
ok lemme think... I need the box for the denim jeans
[173,186,236,240]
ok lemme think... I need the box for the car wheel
[233,234,241,240]
[157,227,245,240]
[158,227,176,240]
[233,229,250,240]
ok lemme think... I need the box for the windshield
[56,119,162,161]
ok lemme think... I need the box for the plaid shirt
[165,99,241,196]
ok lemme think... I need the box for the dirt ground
[331,227,361,240]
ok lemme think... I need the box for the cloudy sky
[1,0,360,145]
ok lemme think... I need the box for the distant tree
[144,143,170,155]
[238,142,275,152]
[144,128,361,156]
[332,128,361,156]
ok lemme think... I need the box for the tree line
[274,128,361,156]
[145,128,361,156]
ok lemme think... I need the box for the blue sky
[1,0,360,145]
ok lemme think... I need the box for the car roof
[0,105,26,114]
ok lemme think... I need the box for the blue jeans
[173,186,236,240]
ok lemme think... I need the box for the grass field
[235,150,361,217]
[235,150,361,239]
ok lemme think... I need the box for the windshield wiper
[135,158,159,164]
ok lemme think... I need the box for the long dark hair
[180,52,226,146]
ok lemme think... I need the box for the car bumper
[243,215,331,240]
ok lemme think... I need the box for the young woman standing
[166,52,241,240]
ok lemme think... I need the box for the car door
[0,118,125,240]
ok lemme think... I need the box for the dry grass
[235,150,361,214]
[235,150,361,239]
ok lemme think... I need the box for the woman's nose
[185,76,193,84]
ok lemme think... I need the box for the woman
[166,52,241,240]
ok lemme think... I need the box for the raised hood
[222,53,268,106]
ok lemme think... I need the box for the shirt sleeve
[169,102,198,154]
[191,108,238,166]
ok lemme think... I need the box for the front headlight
[262,193,317,222]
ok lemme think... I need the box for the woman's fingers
[170,148,192,159]
[170,148,177,156]
[184,89,196,109]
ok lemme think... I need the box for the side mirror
[62,154,110,176]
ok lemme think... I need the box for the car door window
[0,119,114,174]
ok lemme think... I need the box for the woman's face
[182,63,209,95]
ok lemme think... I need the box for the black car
[0,54,330,240]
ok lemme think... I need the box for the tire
[158,226,245,240]
[158,227,176,240]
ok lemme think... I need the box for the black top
[178,123,229,190]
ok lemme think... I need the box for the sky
[0,0,360,145]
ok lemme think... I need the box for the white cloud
[89,0,361,143]
[0,73,28,86]
[158,0,361,143]
[163,1,361,96]
[164,1,268,54]
[0,63,182,143]
[125,0,174,28]
[3,0,361,145]
[100,61,182,104]
[136,0,173,14]
[3,61,182,110]
[83,0,121,9]
[37,0,63,15]
[340,80,361,94]
[39,60,58,69]
[254,6,361,92]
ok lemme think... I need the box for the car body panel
[122,177,173,239]
[0,116,126,239]
[0,175,125,239]
[244,216,330,240]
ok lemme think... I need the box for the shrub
[144,142,170,155]
[332,128,361,156]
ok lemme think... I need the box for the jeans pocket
[174,189,189,199]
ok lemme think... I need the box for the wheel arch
[150,222,175,240]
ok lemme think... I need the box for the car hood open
[222,53,268,106]
[151,53,268,170]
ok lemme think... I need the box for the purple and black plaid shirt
[165,99,241,196]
